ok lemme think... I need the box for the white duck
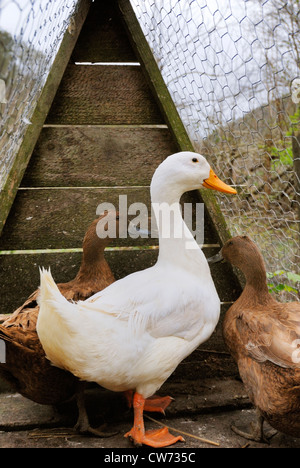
[37,151,236,447]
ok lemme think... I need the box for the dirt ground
[0,378,299,450]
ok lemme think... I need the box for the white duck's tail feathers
[37,267,79,327]
[37,267,67,306]
[37,268,82,366]
[37,267,72,314]
[38,267,58,302]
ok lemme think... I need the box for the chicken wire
[131,0,300,300]
[0,0,78,186]
[0,0,299,300]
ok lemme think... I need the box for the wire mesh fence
[0,0,299,300]
[132,0,300,300]
[0,0,77,185]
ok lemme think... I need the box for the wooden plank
[72,1,137,63]
[21,127,178,187]
[0,250,240,318]
[0,188,219,250]
[118,0,238,250]
[0,251,85,315]
[0,188,151,250]
[45,65,164,125]
[0,0,91,237]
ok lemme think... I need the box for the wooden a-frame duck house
[0,0,241,391]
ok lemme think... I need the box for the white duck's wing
[79,265,219,342]
[80,266,161,325]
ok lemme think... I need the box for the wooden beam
[118,0,234,247]
[0,0,91,236]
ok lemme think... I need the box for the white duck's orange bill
[203,169,237,194]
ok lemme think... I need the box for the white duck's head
[150,151,236,203]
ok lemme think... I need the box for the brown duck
[0,211,123,436]
[209,235,300,442]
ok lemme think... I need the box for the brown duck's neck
[78,255,106,276]
[238,261,275,307]
[72,256,115,290]
[76,237,112,280]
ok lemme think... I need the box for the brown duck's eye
[228,241,234,246]
[192,157,198,163]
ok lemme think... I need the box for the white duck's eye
[192,158,198,163]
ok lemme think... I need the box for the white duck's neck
[150,179,205,271]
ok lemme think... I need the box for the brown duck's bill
[207,250,224,264]
[203,169,237,194]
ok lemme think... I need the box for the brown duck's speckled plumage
[222,236,300,438]
[0,212,119,405]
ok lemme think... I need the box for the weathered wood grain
[0,188,218,250]
[45,65,164,125]
[0,188,150,250]
[72,1,136,63]
[21,126,178,187]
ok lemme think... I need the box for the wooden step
[21,126,178,187]
[45,64,164,125]
[72,1,137,63]
[0,188,218,250]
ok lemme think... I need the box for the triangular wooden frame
[0,0,233,248]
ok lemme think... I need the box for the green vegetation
[270,107,300,168]
[267,270,300,296]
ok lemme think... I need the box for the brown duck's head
[83,211,151,254]
[209,235,267,276]
[81,212,124,265]
[83,211,125,249]
[223,236,266,268]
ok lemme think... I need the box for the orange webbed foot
[124,392,183,448]
[125,426,184,448]
[124,391,174,414]
[144,395,174,414]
